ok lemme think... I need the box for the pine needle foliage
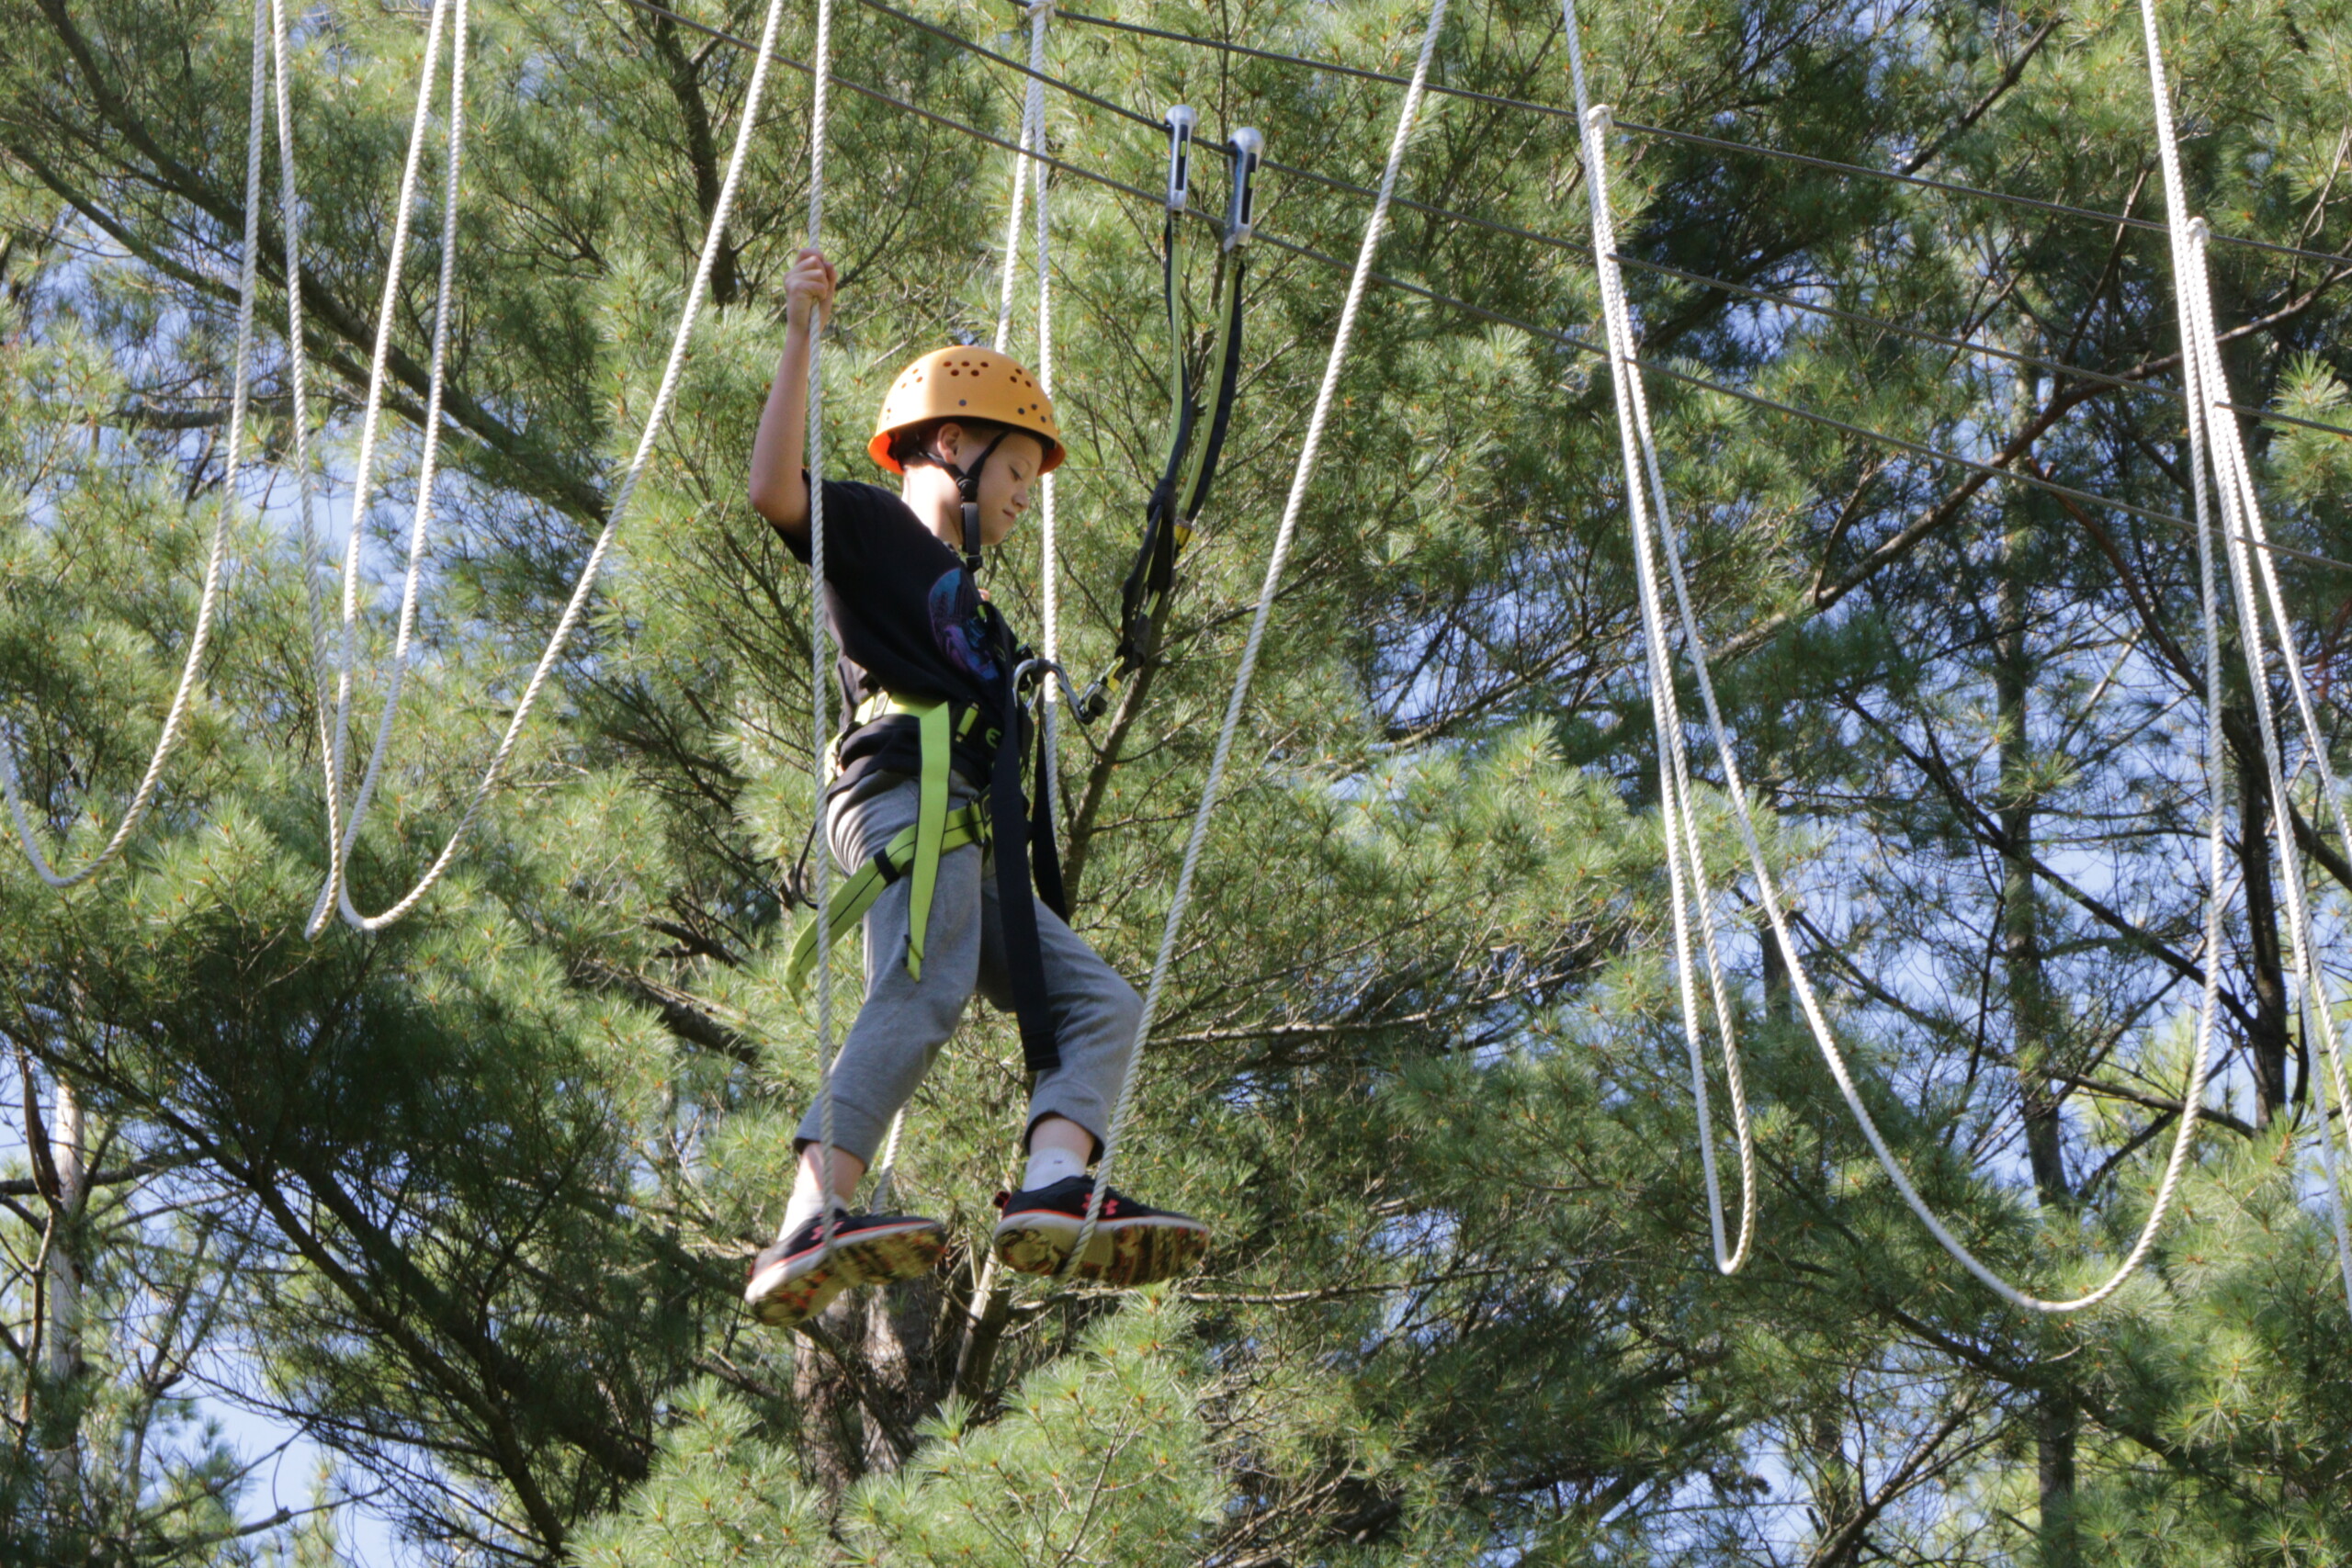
[4,0,2352,1562]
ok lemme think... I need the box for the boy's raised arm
[748,247,839,540]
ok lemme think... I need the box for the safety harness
[786,694,988,990]
[786,610,1073,1072]
[1077,110,1263,721]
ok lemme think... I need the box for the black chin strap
[938,429,1012,575]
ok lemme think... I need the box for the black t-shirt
[777,479,1018,788]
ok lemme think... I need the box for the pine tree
[3,0,2351,1562]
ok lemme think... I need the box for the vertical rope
[1561,0,1753,1271]
[866,1108,906,1211]
[990,4,1049,354]
[2180,231,2352,1310]
[1029,5,1061,779]
[270,0,340,866]
[807,0,841,1242]
[0,1,266,889]
[1064,0,1453,1274]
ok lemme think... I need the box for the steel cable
[599,0,2352,579]
[843,0,2352,445]
[1053,5,2352,275]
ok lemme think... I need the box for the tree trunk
[1997,567,2066,1208]
[2234,725,2294,1125]
[793,1292,869,1501]
[861,1272,949,1472]
[42,1075,85,1511]
[1998,517,2075,1568]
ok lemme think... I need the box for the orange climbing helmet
[867,346,1066,475]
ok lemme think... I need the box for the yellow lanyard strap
[906,696,951,980]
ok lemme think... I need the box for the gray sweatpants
[792,769,1141,1165]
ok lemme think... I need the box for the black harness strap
[1079,121,1261,722]
[951,428,1013,574]
[971,604,1065,1071]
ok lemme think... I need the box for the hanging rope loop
[2141,0,2352,1315]
[300,0,795,937]
[0,0,276,892]
[1563,9,1754,1275]
[1563,0,2250,1309]
[305,0,472,938]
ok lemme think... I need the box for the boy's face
[931,424,1049,550]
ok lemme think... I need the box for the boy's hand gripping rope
[1060,0,1453,1279]
[2138,0,2352,1313]
[1563,0,2233,1313]
[0,1,273,890]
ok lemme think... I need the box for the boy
[741,247,1210,1330]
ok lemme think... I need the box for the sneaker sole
[744,1219,949,1328]
[992,1212,1209,1288]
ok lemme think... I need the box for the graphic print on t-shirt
[927,568,1001,686]
[774,479,1015,788]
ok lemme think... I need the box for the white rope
[2141,0,2352,1313]
[0,2,267,889]
[304,0,471,937]
[301,0,792,934]
[990,3,1050,355]
[2191,237,2352,1318]
[875,2,1059,1218]
[1563,0,2230,1312]
[1028,5,1061,780]
[866,1106,906,1212]
[269,0,341,862]
[1561,4,1754,1273]
[808,0,841,1244]
[1066,0,1453,1272]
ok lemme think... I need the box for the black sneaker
[743,1207,948,1328]
[991,1175,1209,1286]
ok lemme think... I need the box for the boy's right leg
[745,773,985,1327]
[973,886,1210,1287]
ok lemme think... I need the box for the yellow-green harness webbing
[786,693,986,996]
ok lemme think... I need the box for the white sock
[779,1182,839,1244]
[1022,1145,1086,1192]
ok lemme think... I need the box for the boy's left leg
[974,888,1210,1286]
[745,775,983,1327]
